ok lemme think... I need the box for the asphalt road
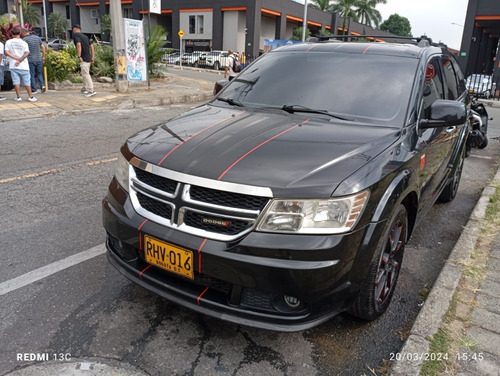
[1,101,499,376]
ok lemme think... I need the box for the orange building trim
[307,20,322,27]
[162,9,173,14]
[77,1,99,6]
[179,8,213,13]
[475,15,500,21]
[222,7,248,12]
[286,15,303,23]
[261,8,281,17]
[351,31,361,36]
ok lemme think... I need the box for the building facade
[2,0,397,58]
[459,0,500,83]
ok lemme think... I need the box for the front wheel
[350,204,408,320]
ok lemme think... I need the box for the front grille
[183,210,252,235]
[190,185,269,211]
[133,167,177,194]
[136,192,173,219]
[130,165,271,240]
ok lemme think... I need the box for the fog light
[284,295,300,308]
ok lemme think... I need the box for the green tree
[310,0,333,11]
[291,26,311,41]
[355,0,386,28]
[332,0,360,35]
[48,12,68,38]
[147,24,168,74]
[380,14,412,37]
[101,14,111,36]
[22,0,40,27]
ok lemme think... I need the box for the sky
[296,0,470,50]
[377,0,470,50]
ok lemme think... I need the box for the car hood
[127,105,401,197]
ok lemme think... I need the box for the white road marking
[0,244,106,296]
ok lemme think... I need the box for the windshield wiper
[281,105,353,121]
[217,97,244,107]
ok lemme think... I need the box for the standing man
[225,50,238,81]
[22,28,46,94]
[0,39,6,101]
[4,26,37,102]
[72,24,95,97]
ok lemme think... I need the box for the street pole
[42,0,48,41]
[109,0,128,92]
[17,0,24,26]
[302,0,308,42]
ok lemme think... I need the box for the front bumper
[103,179,384,331]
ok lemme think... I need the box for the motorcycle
[466,91,490,156]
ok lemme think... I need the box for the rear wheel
[214,61,220,70]
[350,204,408,320]
[439,147,465,202]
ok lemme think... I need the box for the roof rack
[307,34,436,47]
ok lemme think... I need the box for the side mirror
[419,100,467,129]
[213,80,229,96]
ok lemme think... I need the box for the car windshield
[215,49,418,125]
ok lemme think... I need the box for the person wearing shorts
[4,27,37,102]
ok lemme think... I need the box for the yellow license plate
[144,235,194,279]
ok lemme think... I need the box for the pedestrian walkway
[0,72,214,122]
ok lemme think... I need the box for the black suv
[103,37,469,331]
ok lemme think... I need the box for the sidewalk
[0,71,215,123]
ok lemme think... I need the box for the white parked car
[198,50,228,70]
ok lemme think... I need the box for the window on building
[189,16,196,34]
[197,15,204,34]
[65,5,70,19]
[123,8,133,18]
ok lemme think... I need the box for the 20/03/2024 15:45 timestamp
[390,352,484,362]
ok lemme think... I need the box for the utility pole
[302,0,308,42]
[109,0,128,92]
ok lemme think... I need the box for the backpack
[232,55,242,73]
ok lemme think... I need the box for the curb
[389,168,500,375]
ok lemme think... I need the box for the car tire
[214,61,220,70]
[479,135,488,149]
[438,146,465,202]
[350,204,408,321]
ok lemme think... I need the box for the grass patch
[420,327,453,376]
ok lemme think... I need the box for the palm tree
[332,0,361,35]
[48,12,68,38]
[22,0,40,27]
[310,0,333,11]
[355,0,386,28]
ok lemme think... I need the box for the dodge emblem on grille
[202,217,230,227]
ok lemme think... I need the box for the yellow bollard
[44,66,48,91]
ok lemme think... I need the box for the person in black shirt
[72,24,95,97]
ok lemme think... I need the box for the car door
[416,55,458,212]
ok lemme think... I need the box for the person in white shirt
[0,40,6,101]
[4,27,37,102]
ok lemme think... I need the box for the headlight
[256,190,369,234]
[115,153,130,192]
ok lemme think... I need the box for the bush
[91,44,114,78]
[45,49,78,82]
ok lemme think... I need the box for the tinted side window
[421,57,445,118]
[450,56,467,94]
[442,56,460,100]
